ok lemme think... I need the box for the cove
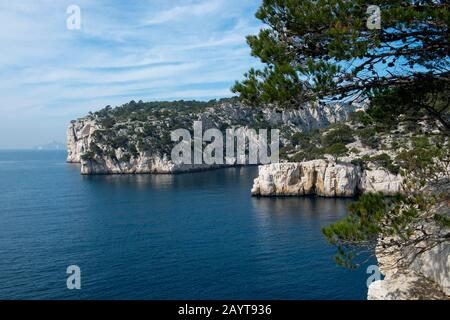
[0,150,373,299]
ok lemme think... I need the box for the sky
[0,0,262,149]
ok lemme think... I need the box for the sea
[0,150,373,299]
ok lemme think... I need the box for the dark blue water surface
[0,150,371,299]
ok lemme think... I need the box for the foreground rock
[368,193,450,300]
[368,232,449,300]
[368,271,448,300]
[251,160,403,197]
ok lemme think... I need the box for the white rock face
[409,240,450,296]
[66,117,184,173]
[360,169,403,195]
[368,272,448,300]
[368,223,450,300]
[263,101,364,131]
[368,239,449,300]
[80,153,223,175]
[68,121,267,175]
[251,161,402,197]
[66,119,98,163]
[67,102,359,174]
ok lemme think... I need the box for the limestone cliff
[367,229,449,300]
[368,186,450,300]
[67,118,98,163]
[67,99,361,174]
[251,160,402,197]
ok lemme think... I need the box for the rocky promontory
[251,160,402,197]
[67,98,363,174]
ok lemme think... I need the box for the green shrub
[89,142,102,155]
[291,147,326,162]
[352,153,400,175]
[106,149,116,159]
[370,153,400,175]
[120,153,131,162]
[348,111,373,126]
[100,117,115,129]
[356,127,381,149]
[325,143,348,161]
[321,124,355,147]
[111,135,129,149]
[291,132,310,146]
[129,144,139,158]
[81,151,95,161]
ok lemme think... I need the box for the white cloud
[0,0,262,148]
[143,0,223,25]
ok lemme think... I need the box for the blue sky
[0,0,262,149]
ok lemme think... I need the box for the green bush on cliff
[291,147,325,162]
[111,135,129,149]
[89,142,103,155]
[120,153,131,162]
[350,158,366,170]
[81,151,95,161]
[100,117,115,129]
[395,135,448,176]
[348,111,373,126]
[356,127,381,149]
[291,129,320,148]
[321,124,355,147]
[324,143,348,162]
[351,154,400,175]
[369,154,400,175]
[322,192,387,268]
[129,144,139,158]
[94,98,239,123]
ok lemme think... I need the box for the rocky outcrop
[66,119,98,163]
[251,160,403,197]
[250,160,361,197]
[80,153,223,174]
[408,241,450,296]
[263,100,364,131]
[368,271,448,300]
[67,100,361,174]
[360,169,403,196]
[368,201,450,300]
[368,235,449,300]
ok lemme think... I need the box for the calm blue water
[0,150,371,299]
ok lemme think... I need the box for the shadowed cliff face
[368,182,450,300]
[368,220,449,299]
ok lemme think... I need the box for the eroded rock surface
[251,161,402,197]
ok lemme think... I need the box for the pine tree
[233,0,449,132]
